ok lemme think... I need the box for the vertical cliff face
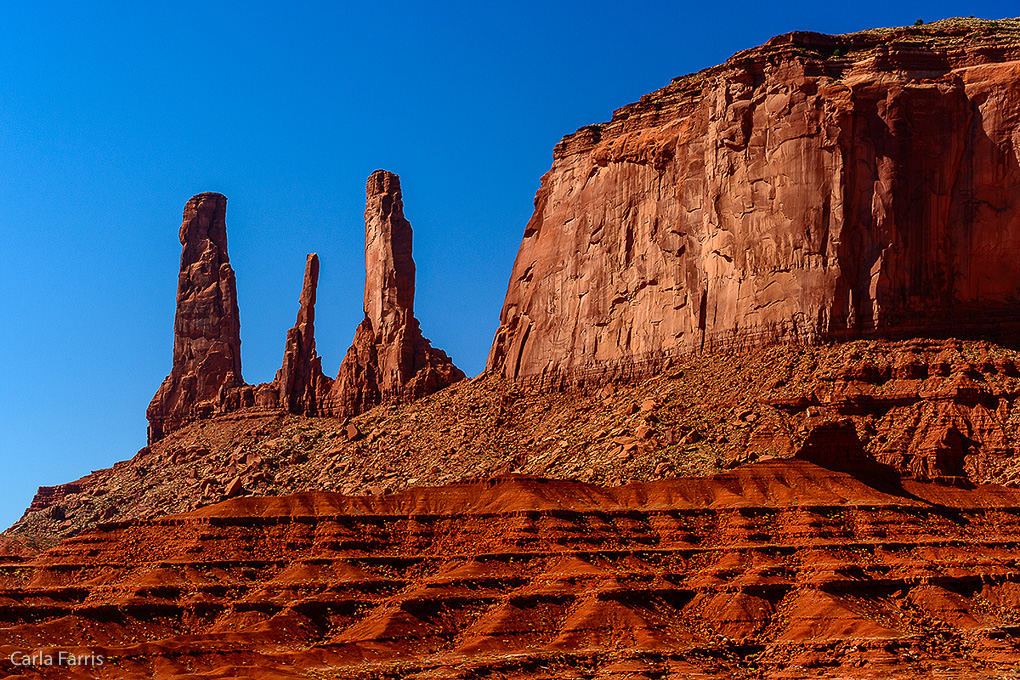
[324,170,465,417]
[487,21,1020,386]
[271,253,328,415]
[147,193,245,443]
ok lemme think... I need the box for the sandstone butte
[6,17,1020,680]
[487,18,1020,388]
[147,169,464,444]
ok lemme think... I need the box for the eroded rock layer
[323,170,464,418]
[146,171,463,440]
[488,19,1020,387]
[147,192,246,443]
[2,462,1020,679]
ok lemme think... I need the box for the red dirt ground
[2,460,1020,679]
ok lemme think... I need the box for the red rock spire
[147,192,244,443]
[324,170,464,417]
[273,253,326,414]
[364,169,416,328]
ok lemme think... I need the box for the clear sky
[1,1,1015,530]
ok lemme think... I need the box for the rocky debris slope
[12,338,1020,542]
[0,536,49,561]
[488,18,1020,387]
[146,172,463,443]
[2,461,1020,679]
[146,192,245,443]
[323,170,465,418]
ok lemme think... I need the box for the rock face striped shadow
[2,460,1020,679]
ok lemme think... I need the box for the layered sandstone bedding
[8,18,1020,680]
[2,462,1020,679]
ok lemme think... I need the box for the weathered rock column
[325,170,464,417]
[273,253,327,414]
[146,192,244,443]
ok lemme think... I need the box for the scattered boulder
[635,425,654,440]
[224,477,243,498]
[343,423,363,442]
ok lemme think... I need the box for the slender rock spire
[274,253,326,414]
[146,192,244,443]
[324,170,465,417]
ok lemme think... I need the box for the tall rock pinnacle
[324,170,464,417]
[272,253,326,414]
[364,169,416,335]
[147,192,244,443]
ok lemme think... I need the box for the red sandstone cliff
[11,23,1020,678]
[488,21,1020,386]
[146,193,247,443]
[323,170,465,417]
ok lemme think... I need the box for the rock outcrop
[22,337,1020,542]
[488,19,1020,387]
[259,253,329,415]
[146,172,463,440]
[147,193,247,443]
[323,170,464,417]
[14,22,1020,679]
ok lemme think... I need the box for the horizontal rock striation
[21,483,82,518]
[3,461,1020,678]
[488,19,1020,388]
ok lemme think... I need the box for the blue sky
[1,1,1015,530]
